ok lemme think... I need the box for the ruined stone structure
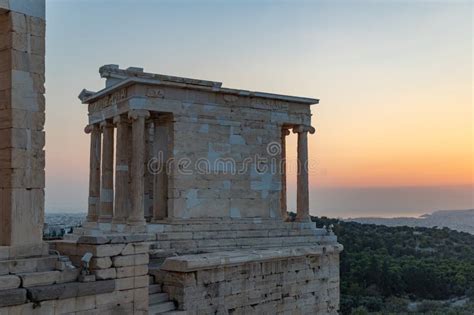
[0,1,342,314]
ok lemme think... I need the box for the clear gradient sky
[45,0,473,218]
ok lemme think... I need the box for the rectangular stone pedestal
[152,246,342,314]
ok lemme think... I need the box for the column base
[86,215,98,222]
[126,218,146,226]
[82,221,99,229]
[97,215,113,223]
[151,216,166,222]
[294,214,312,223]
[111,218,126,225]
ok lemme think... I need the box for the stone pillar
[0,1,46,248]
[85,124,101,222]
[112,115,131,225]
[293,125,315,222]
[99,120,114,223]
[144,121,154,221]
[127,110,150,226]
[152,117,169,221]
[280,127,291,221]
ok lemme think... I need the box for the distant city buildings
[43,213,86,239]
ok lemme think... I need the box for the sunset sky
[45,0,473,217]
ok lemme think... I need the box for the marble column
[127,110,150,226]
[280,127,291,221]
[85,124,101,222]
[152,117,170,221]
[144,121,154,221]
[113,115,131,224]
[99,120,114,223]
[293,125,315,222]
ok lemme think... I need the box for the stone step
[0,256,59,275]
[162,312,187,315]
[149,249,177,258]
[151,233,322,244]
[149,292,169,304]
[149,301,176,314]
[149,284,162,294]
[150,235,322,253]
[147,221,317,233]
[149,261,165,271]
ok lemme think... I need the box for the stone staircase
[148,277,184,314]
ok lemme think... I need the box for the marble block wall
[0,1,46,247]
[153,247,341,314]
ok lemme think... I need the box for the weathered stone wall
[52,235,151,314]
[153,250,340,314]
[0,2,46,246]
[0,235,150,315]
[142,86,312,220]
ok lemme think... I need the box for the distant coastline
[346,209,474,235]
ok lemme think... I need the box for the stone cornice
[79,66,319,106]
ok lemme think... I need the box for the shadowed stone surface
[26,280,115,302]
[0,288,27,307]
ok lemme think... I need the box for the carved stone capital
[100,120,114,130]
[293,125,315,134]
[84,124,99,134]
[113,115,130,125]
[282,128,291,137]
[128,110,150,121]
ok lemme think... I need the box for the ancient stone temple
[78,64,319,226]
[68,65,341,314]
[0,1,341,313]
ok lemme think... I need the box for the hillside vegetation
[312,216,474,314]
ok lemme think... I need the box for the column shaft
[294,125,315,222]
[144,122,154,221]
[86,125,101,222]
[280,128,290,220]
[99,121,114,223]
[127,110,149,225]
[153,118,169,220]
[113,117,131,224]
